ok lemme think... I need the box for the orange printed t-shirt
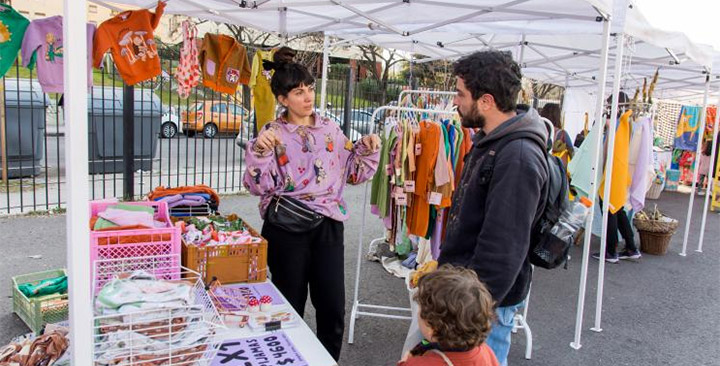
[407,121,441,237]
[93,1,165,85]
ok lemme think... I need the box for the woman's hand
[361,134,380,152]
[254,129,282,154]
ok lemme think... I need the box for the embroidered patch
[226,67,240,83]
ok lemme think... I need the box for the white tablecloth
[216,280,338,366]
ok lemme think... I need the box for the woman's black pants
[262,218,345,361]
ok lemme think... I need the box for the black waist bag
[266,196,325,233]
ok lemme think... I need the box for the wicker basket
[633,217,679,234]
[637,230,673,255]
[634,217,678,255]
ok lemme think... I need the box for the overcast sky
[634,0,720,50]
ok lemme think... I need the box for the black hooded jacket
[439,108,549,307]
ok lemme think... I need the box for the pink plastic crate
[90,200,181,288]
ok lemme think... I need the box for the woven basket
[646,182,664,200]
[633,217,678,234]
[637,230,673,255]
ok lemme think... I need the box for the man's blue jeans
[485,300,525,366]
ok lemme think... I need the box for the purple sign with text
[211,331,307,366]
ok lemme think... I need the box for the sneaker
[592,252,619,263]
[618,250,642,260]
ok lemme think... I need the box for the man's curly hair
[453,50,522,113]
[414,265,496,350]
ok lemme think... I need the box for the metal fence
[0,60,404,215]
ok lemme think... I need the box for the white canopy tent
[60,0,715,364]
[325,0,717,349]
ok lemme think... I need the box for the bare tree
[533,82,564,100]
[357,45,405,104]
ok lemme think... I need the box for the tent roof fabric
[99,0,716,97]
[97,0,611,37]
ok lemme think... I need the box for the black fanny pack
[266,196,325,233]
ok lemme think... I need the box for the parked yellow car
[182,101,249,138]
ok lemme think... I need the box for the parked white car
[160,107,182,138]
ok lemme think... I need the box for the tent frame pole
[680,73,712,256]
[592,31,626,334]
[697,84,720,252]
[570,16,611,350]
[64,0,93,364]
[320,33,330,115]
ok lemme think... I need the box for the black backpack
[482,132,571,269]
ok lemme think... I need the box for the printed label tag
[404,180,416,193]
[396,193,408,206]
[415,143,422,156]
[428,192,442,206]
[393,186,405,197]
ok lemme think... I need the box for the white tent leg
[349,180,372,344]
[592,32,626,334]
[320,33,330,115]
[571,17,611,350]
[680,74,712,256]
[518,34,526,65]
[696,85,719,252]
[64,0,92,365]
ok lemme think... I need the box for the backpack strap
[429,349,456,366]
[477,131,555,229]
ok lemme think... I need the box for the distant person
[541,103,574,168]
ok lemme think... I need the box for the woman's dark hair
[540,103,562,129]
[269,47,314,98]
[413,265,495,351]
[453,50,522,113]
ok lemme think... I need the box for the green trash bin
[88,87,162,174]
[1,79,47,178]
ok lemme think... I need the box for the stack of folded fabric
[148,185,220,217]
[93,271,214,365]
[91,203,167,231]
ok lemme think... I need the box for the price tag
[428,192,442,206]
[393,186,405,198]
[404,180,416,193]
[396,193,408,206]
[415,143,422,156]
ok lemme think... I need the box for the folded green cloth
[18,275,68,298]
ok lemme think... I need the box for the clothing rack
[349,98,534,360]
[348,105,457,345]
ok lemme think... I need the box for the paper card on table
[404,180,415,193]
[396,193,408,206]
[428,192,442,206]
[214,283,285,311]
[415,143,422,156]
[211,331,308,366]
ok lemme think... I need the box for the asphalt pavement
[0,187,718,365]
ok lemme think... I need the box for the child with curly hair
[399,265,499,366]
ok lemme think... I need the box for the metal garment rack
[348,104,457,344]
[348,94,534,360]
